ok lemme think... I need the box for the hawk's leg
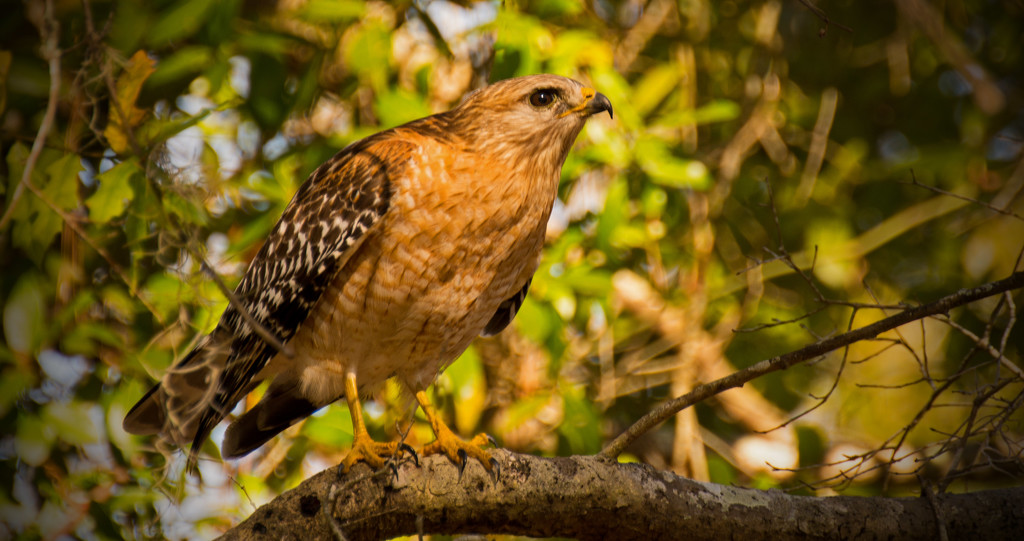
[415,390,497,472]
[341,372,408,472]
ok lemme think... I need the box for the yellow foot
[341,433,413,473]
[421,430,498,473]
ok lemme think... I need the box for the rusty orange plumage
[123,74,612,471]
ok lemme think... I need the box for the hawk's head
[448,74,612,167]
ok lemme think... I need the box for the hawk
[123,74,612,472]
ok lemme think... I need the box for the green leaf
[43,153,82,210]
[549,30,612,76]
[162,189,209,226]
[15,152,82,259]
[515,296,555,345]
[444,346,486,435]
[247,52,290,130]
[108,0,153,52]
[3,273,47,354]
[797,425,826,468]
[61,322,122,356]
[536,0,584,18]
[16,414,54,466]
[4,141,29,205]
[146,0,216,47]
[345,23,392,91]
[147,45,213,88]
[0,369,35,418]
[559,387,602,454]
[374,89,431,128]
[632,64,680,117]
[497,392,550,434]
[87,160,138,224]
[230,209,280,257]
[654,99,741,128]
[595,176,628,251]
[303,407,354,448]
[298,0,365,22]
[489,11,552,78]
[100,285,137,322]
[707,454,738,485]
[141,105,217,149]
[142,272,191,323]
[42,401,101,445]
[634,136,710,189]
[106,383,149,454]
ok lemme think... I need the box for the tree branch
[601,271,1024,459]
[218,452,1024,540]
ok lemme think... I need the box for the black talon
[387,461,400,481]
[489,457,501,482]
[485,434,497,447]
[457,449,469,478]
[400,443,419,467]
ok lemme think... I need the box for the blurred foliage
[2,0,1024,538]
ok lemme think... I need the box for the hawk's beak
[561,87,614,119]
[586,92,613,119]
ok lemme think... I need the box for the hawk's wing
[481,277,531,336]
[123,134,403,459]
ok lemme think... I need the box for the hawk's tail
[221,379,319,458]
[123,330,235,464]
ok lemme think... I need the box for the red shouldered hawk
[123,74,612,472]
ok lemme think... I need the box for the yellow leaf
[104,50,156,153]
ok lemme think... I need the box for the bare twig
[908,170,1024,221]
[735,183,905,334]
[795,0,854,34]
[938,315,1024,379]
[758,311,858,433]
[601,271,1024,459]
[733,304,828,333]
[186,245,295,358]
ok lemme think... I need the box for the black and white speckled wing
[122,134,400,461]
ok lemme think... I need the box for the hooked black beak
[586,92,613,119]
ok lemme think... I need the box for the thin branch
[733,304,828,333]
[0,0,60,230]
[601,271,1024,459]
[795,0,854,34]
[938,314,1024,379]
[908,170,1024,221]
[186,245,294,358]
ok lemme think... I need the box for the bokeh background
[2,0,1023,538]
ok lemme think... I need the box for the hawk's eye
[529,89,556,108]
